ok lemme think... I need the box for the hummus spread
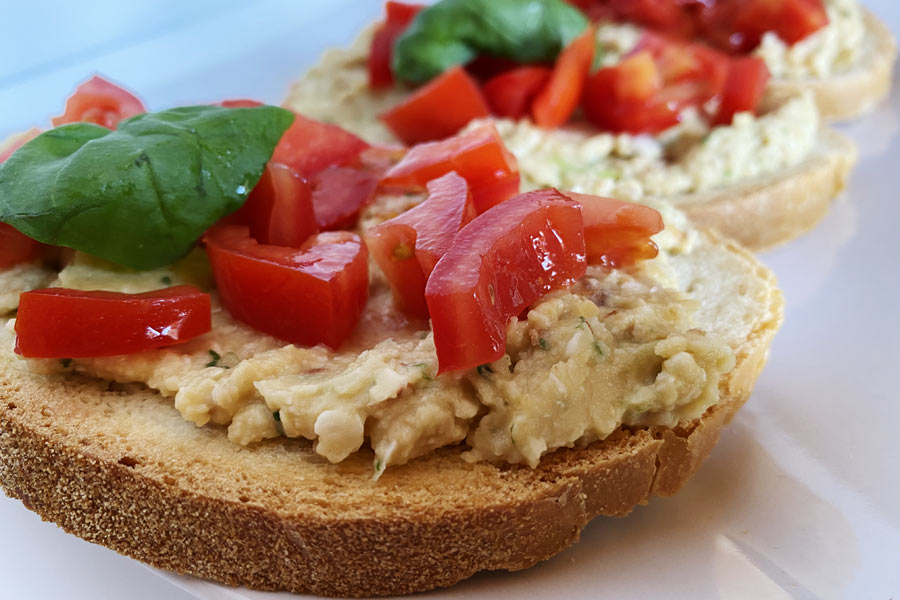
[10,189,734,476]
[285,23,822,205]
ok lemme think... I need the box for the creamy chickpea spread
[3,192,735,476]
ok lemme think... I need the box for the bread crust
[769,9,897,121]
[672,129,857,251]
[0,233,782,597]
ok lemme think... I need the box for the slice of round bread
[284,26,859,253]
[671,128,857,251]
[0,229,783,597]
[769,9,897,121]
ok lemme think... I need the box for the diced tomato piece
[425,189,585,373]
[532,26,595,128]
[272,112,369,177]
[310,165,381,231]
[51,75,145,129]
[0,224,42,268]
[14,286,211,358]
[583,60,681,134]
[483,66,553,120]
[380,66,491,145]
[732,0,828,50]
[220,99,264,108]
[466,55,526,81]
[236,163,317,247]
[366,172,476,317]
[381,124,519,213]
[0,128,41,164]
[612,50,661,101]
[583,34,735,134]
[1,131,53,267]
[369,2,425,88]
[713,56,770,125]
[204,226,368,349]
[564,192,663,267]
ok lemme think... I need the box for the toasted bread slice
[769,9,897,121]
[0,227,782,597]
[671,129,857,251]
[284,28,858,252]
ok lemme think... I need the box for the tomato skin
[713,56,770,125]
[481,65,552,119]
[366,172,476,317]
[272,112,370,177]
[14,285,211,358]
[238,163,317,247]
[0,128,41,164]
[564,192,663,268]
[369,2,425,88]
[582,53,682,134]
[425,189,586,373]
[1,130,50,267]
[311,165,381,231]
[483,66,553,120]
[532,26,596,128]
[380,66,491,145]
[51,75,145,129]
[731,0,828,50]
[220,99,264,108]
[0,224,42,268]
[204,226,368,350]
[381,124,519,213]
[583,34,736,134]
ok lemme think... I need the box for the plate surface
[1,1,899,598]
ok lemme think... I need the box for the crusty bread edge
[769,8,897,121]
[670,128,857,251]
[0,235,783,597]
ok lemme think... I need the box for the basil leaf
[393,0,588,84]
[0,105,294,270]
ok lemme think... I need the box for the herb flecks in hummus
[13,187,735,475]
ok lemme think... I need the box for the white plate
[2,2,899,598]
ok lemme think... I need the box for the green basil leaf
[392,0,589,84]
[0,105,294,270]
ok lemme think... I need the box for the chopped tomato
[272,112,369,177]
[713,56,770,125]
[564,192,663,267]
[0,224,42,268]
[583,34,735,134]
[366,172,476,317]
[220,99,264,108]
[380,66,491,144]
[204,226,368,350]
[483,66,553,120]
[583,52,682,134]
[238,163,317,247]
[51,75,145,129]
[381,124,519,213]
[14,286,211,358]
[0,128,41,164]
[572,0,827,52]
[425,189,585,373]
[730,0,828,51]
[369,2,425,88]
[532,26,595,128]
[310,166,381,231]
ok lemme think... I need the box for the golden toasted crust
[769,9,897,121]
[0,232,782,597]
[671,129,857,251]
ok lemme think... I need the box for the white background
[1,1,899,598]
